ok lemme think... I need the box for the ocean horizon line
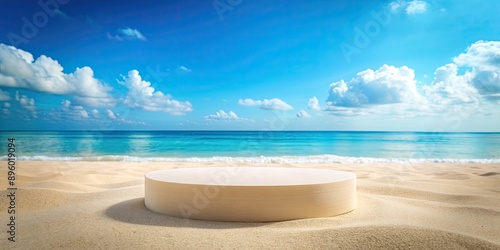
[2,130,500,134]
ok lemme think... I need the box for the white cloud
[389,0,428,15]
[324,41,500,119]
[72,96,114,107]
[296,110,312,118]
[107,28,147,41]
[406,0,428,14]
[91,109,99,118]
[2,102,10,116]
[15,91,36,112]
[453,40,500,96]
[205,110,253,122]
[106,109,117,119]
[324,106,368,117]
[470,71,500,97]
[238,98,293,110]
[53,100,92,121]
[104,108,145,125]
[120,70,193,115]
[307,96,321,111]
[45,100,142,126]
[48,101,143,125]
[43,99,144,125]
[205,110,237,120]
[0,89,10,101]
[324,62,484,117]
[423,64,480,106]
[61,99,71,110]
[71,105,88,118]
[0,44,115,107]
[389,2,401,12]
[327,65,425,107]
[177,66,191,73]
[13,91,36,120]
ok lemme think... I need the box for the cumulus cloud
[106,109,117,119]
[389,2,401,12]
[423,64,480,106]
[389,2,402,13]
[120,70,192,115]
[327,65,425,108]
[61,99,71,110]
[0,89,10,101]
[296,110,312,118]
[205,110,253,122]
[12,91,36,120]
[177,66,191,73]
[454,41,500,71]
[91,109,99,118]
[1,109,9,116]
[74,106,89,119]
[406,0,428,14]
[308,96,321,111]
[205,110,237,120]
[0,44,115,107]
[238,98,293,110]
[104,108,145,125]
[15,91,36,112]
[325,63,483,116]
[325,40,500,118]
[107,28,147,41]
[453,40,500,96]
[2,102,11,116]
[425,41,500,101]
[390,0,428,15]
[48,100,144,125]
[55,100,91,120]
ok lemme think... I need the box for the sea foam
[2,155,500,164]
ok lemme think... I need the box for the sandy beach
[1,161,499,249]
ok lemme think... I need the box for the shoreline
[1,161,499,249]
[3,156,500,164]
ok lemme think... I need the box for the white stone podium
[144,167,356,222]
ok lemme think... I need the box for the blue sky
[1,0,499,131]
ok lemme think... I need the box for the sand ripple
[0,161,499,249]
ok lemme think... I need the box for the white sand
[1,161,499,249]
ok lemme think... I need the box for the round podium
[144,167,356,222]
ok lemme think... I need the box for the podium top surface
[145,167,355,186]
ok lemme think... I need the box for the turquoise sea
[0,131,499,163]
